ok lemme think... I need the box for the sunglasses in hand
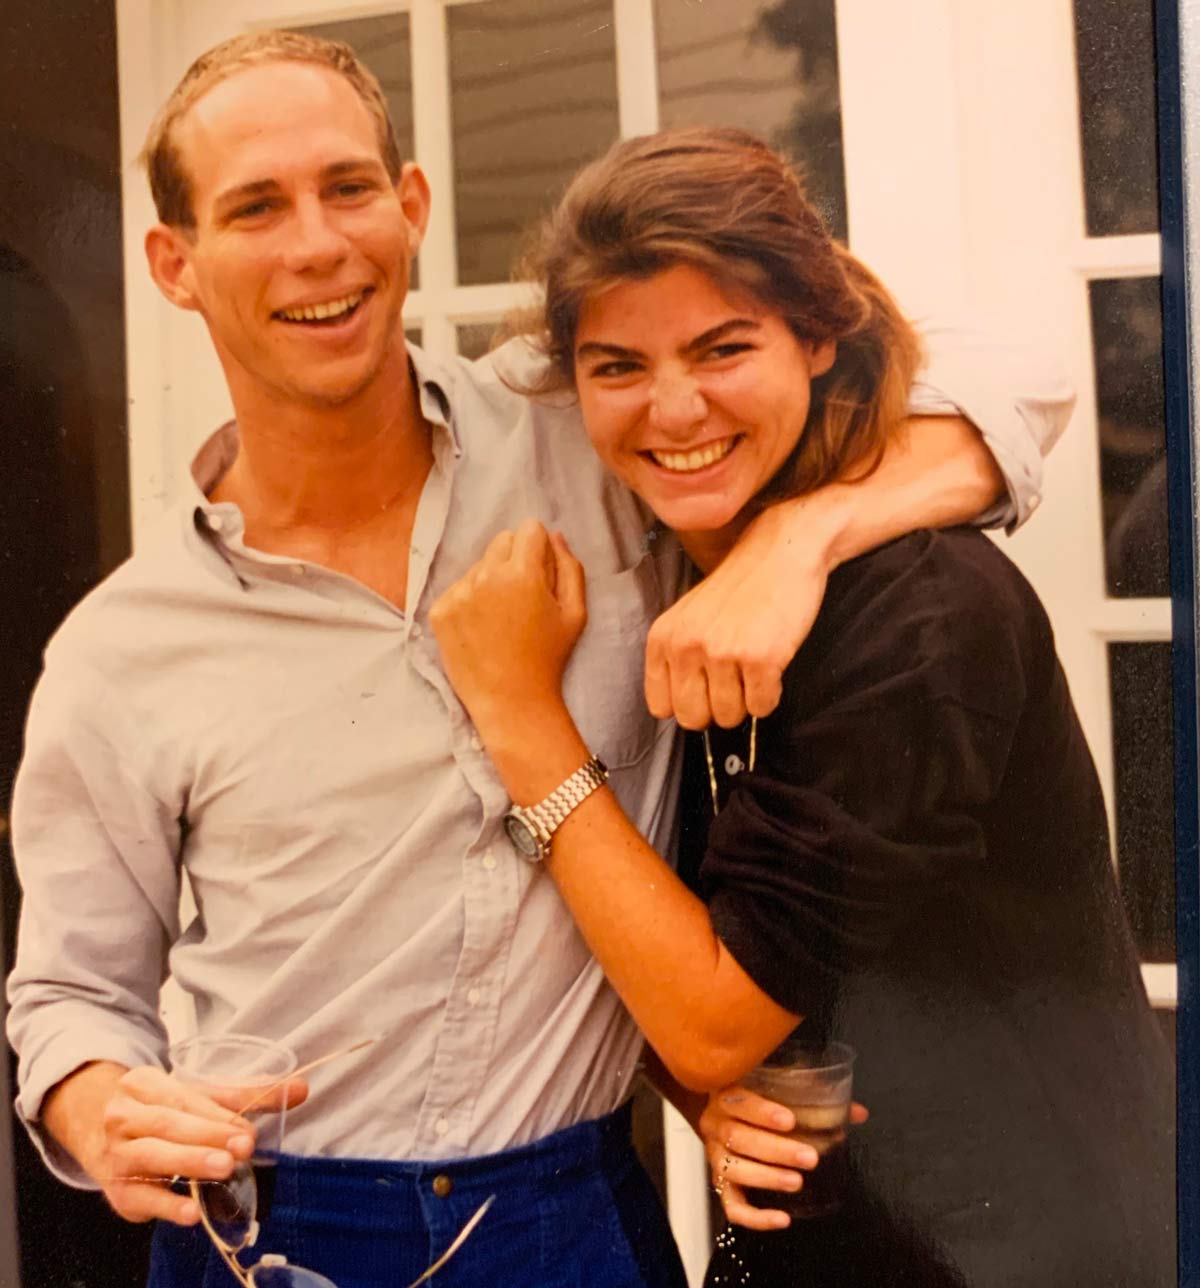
[158,1039,494,1288]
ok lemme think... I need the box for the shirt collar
[188,342,460,534]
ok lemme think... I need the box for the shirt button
[482,852,497,871]
[1028,495,1041,512]
[432,1174,453,1198]
[206,513,225,532]
[411,623,423,639]
[467,988,481,1006]
[435,1117,450,1137]
[725,754,744,775]
[293,564,307,575]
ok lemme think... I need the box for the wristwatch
[503,755,609,862]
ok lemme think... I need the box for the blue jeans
[147,1103,687,1288]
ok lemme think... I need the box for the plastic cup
[741,1039,856,1220]
[170,1034,297,1162]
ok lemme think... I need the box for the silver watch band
[519,755,609,847]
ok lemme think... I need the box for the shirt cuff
[16,1024,167,1189]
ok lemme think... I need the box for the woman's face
[574,263,836,566]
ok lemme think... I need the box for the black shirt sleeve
[700,528,1041,1019]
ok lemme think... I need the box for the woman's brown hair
[506,127,922,505]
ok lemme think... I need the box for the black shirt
[682,528,1175,1288]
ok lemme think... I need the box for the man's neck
[211,348,433,537]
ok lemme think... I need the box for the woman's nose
[649,373,707,436]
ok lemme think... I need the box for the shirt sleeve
[909,316,1076,533]
[701,532,1029,1020]
[6,648,183,1188]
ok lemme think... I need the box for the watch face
[504,813,541,859]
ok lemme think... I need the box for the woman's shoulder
[827,526,1046,641]
[782,527,1054,720]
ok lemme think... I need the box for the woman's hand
[430,519,587,735]
[700,1084,869,1231]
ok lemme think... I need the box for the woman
[430,128,1174,1286]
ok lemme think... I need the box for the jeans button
[432,1174,453,1198]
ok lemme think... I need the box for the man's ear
[396,162,432,258]
[810,338,838,378]
[145,223,202,312]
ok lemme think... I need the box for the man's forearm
[803,415,1006,573]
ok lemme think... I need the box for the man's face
[156,61,427,410]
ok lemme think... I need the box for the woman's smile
[575,263,835,567]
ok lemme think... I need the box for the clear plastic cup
[170,1034,298,1162]
[741,1039,856,1219]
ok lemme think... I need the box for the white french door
[116,3,1176,1282]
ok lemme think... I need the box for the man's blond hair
[140,29,403,230]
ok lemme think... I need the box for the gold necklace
[702,717,757,815]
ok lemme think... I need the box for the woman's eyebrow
[683,319,761,352]
[576,341,643,360]
[576,319,761,362]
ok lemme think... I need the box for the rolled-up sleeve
[7,650,182,1187]
[911,317,1076,532]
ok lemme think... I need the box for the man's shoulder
[45,508,200,671]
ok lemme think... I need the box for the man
[7,30,1071,1288]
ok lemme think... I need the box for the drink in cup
[170,1034,298,1164]
[742,1040,855,1220]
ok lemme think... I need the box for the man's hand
[41,1060,306,1225]
[645,415,1005,729]
[645,501,832,729]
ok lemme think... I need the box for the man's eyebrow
[321,158,387,181]
[213,178,280,214]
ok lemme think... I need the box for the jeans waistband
[262,1100,637,1218]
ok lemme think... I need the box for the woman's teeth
[649,437,737,473]
[278,290,365,323]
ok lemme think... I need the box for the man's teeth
[278,291,364,322]
[649,438,737,472]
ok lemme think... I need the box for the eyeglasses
[194,1161,494,1288]
[183,1040,494,1288]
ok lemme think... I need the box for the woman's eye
[590,361,640,379]
[705,343,751,361]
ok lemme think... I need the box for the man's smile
[273,286,372,325]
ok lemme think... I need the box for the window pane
[456,322,498,361]
[448,0,619,286]
[654,0,847,242]
[1073,0,1159,236]
[1091,277,1168,598]
[1109,642,1175,961]
[294,14,414,164]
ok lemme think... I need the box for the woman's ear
[810,339,838,378]
[145,224,202,313]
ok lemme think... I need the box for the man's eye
[333,182,372,199]
[233,201,273,220]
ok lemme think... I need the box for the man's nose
[281,198,350,273]
[648,372,706,437]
